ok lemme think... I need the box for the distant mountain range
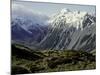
[11,18,48,43]
[11,8,49,44]
[11,8,96,51]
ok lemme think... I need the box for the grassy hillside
[11,44,96,74]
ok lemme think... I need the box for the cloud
[12,1,46,17]
[12,1,49,25]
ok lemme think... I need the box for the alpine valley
[11,7,96,74]
[12,8,96,52]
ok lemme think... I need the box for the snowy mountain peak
[49,8,95,30]
[60,8,71,14]
[39,9,96,51]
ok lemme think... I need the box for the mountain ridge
[39,8,96,51]
[11,8,96,51]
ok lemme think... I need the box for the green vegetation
[11,44,96,74]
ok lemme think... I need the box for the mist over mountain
[11,6,49,44]
[11,8,96,51]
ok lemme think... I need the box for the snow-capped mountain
[11,8,96,51]
[48,8,95,30]
[39,8,96,51]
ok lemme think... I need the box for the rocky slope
[39,8,96,51]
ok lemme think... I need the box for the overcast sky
[12,0,96,16]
